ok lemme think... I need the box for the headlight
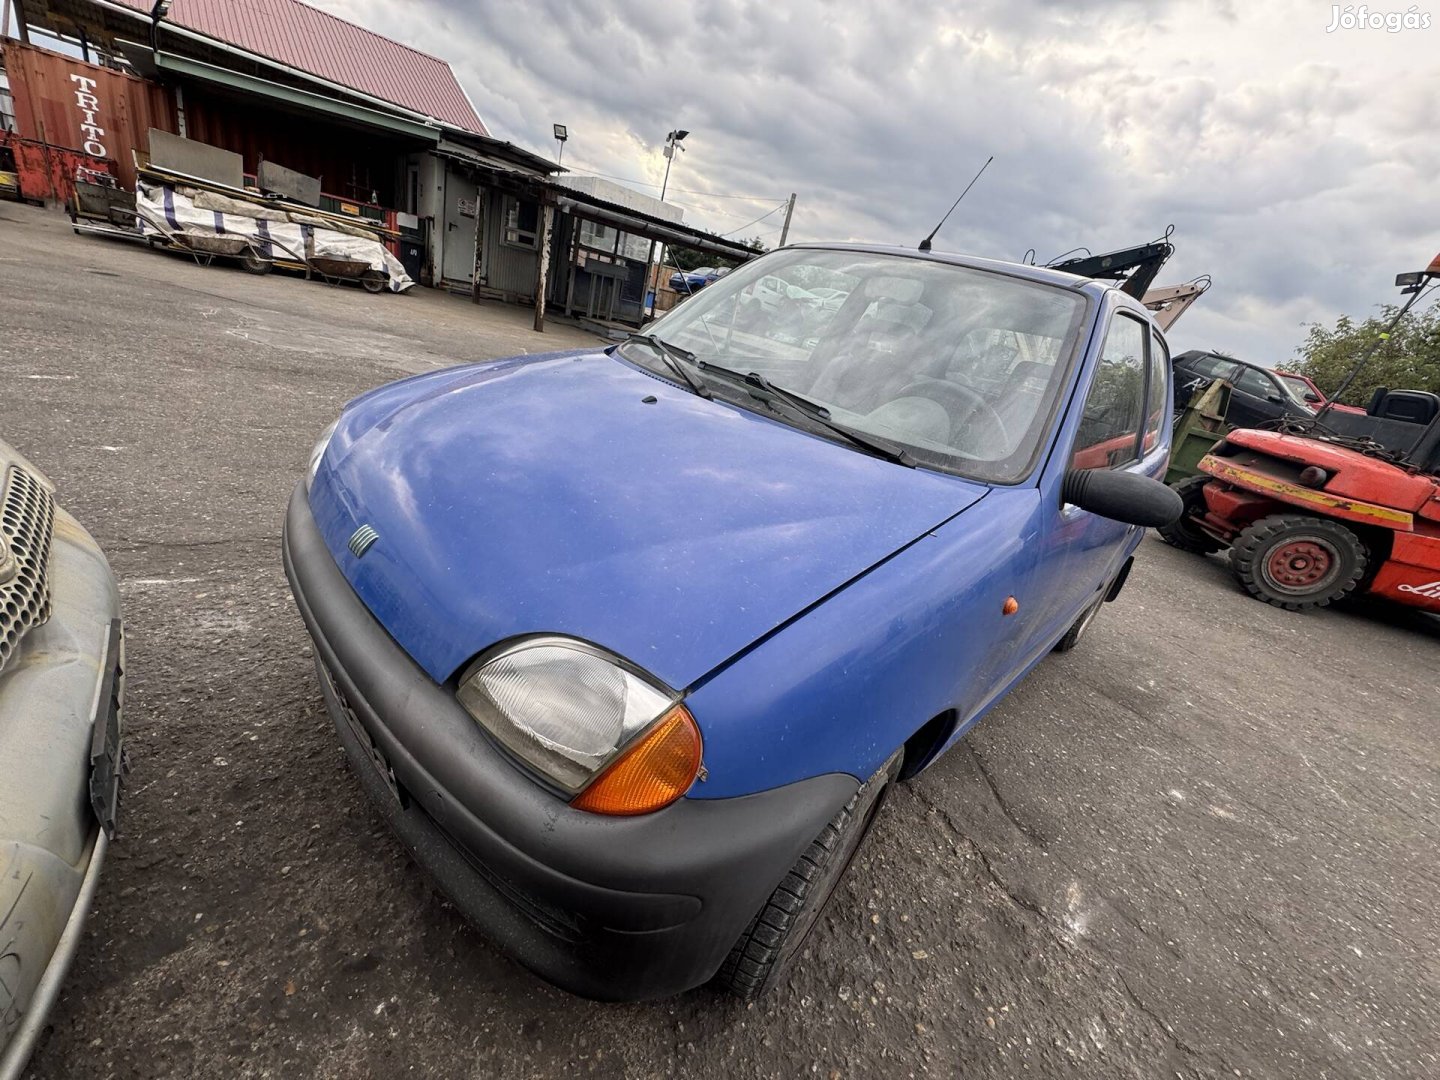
[457,637,702,815]
[306,419,339,489]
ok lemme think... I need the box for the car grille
[0,465,55,674]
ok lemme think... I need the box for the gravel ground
[2,202,1437,1080]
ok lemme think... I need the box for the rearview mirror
[1063,469,1183,528]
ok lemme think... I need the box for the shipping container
[1,40,176,191]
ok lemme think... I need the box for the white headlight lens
[458,639,674,793]
[306,419,339,489]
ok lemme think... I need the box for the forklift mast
[1047,234,1208,331]
[1141,280,1210,332]
[1050,239,1175,301]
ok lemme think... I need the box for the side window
[1144,331,1170,453]
[503,196,539,249]
[1187,354,1238,381]
[1233,367,1276,400]
[1070,315,1147,470]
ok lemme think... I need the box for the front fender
[685,487,1041,798]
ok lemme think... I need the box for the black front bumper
[281,484,856,1001]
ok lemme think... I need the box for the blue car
[283,244,1181,1002]
[668,265,727,293]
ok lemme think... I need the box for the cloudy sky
[310,0,1438,363]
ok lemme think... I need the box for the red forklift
[1159,253,1440,612]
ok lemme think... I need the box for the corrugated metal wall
[1,40,177,190]
[2,42,410,207]
[477,185,540,299]
[181,85,407,206]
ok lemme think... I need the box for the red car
[1273,371,1366,415]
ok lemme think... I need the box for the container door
[441,173,479,285]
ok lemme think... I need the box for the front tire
[1053,592,1105,653]
[1157,475,1224,554]
[713,749,901,1000]
[1230,514,1367,610]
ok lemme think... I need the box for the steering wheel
[897,378,1011,455]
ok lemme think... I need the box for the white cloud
[311,0,1440,364]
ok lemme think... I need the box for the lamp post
[553,123,568,167]
[149,0,173,49]
[659,128,688,200]
[644,128,688,319]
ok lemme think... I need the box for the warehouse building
[2,0,754,327]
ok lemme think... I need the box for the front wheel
[1230,514,1368,610]
[1156,475,1224,554]
[1053,592,1104,653]
[713,749,901,1000]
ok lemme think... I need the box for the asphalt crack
[110,534,277,553]
[909,783,1215,1072]
[965,741,1047,847]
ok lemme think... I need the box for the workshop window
[579,219,618,254]
[504,196,540,249]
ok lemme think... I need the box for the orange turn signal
[571,705,702,816]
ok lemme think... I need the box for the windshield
[1276,372,1322,409]
[632,248,1088,483]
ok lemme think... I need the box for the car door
[1016,307,1166,654]
[1226,365,1286,429]
[1174,353,1240,410]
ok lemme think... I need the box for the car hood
[310,350,989,688]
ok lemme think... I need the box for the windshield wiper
[699,363,916,467]
[624,333,712,399]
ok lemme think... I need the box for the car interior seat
[805,301,926,413]
[1366,388,1440,425]
[991,360,1051,436]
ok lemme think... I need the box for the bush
[1289,299,1440,405]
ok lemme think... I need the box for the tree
[1288,298,1440,406]
[666,246,710,273]
[666,237,767,273]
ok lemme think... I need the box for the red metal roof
[111,0,487,134]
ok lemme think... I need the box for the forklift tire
[1156,475,1224,554]
[1230,514,1367,611]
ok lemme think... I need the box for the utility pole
[778,193,796,247]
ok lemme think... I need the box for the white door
[442,173,480,284]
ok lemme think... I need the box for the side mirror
[1303,392,1322,404]
[1265,394,1284,405]
[1063,469,1183,528]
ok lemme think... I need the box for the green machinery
[1166,378,1232,485]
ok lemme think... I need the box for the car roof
[785,241,1140,309]
[1174,350,1272,376]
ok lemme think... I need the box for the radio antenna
[918,155,993,253]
